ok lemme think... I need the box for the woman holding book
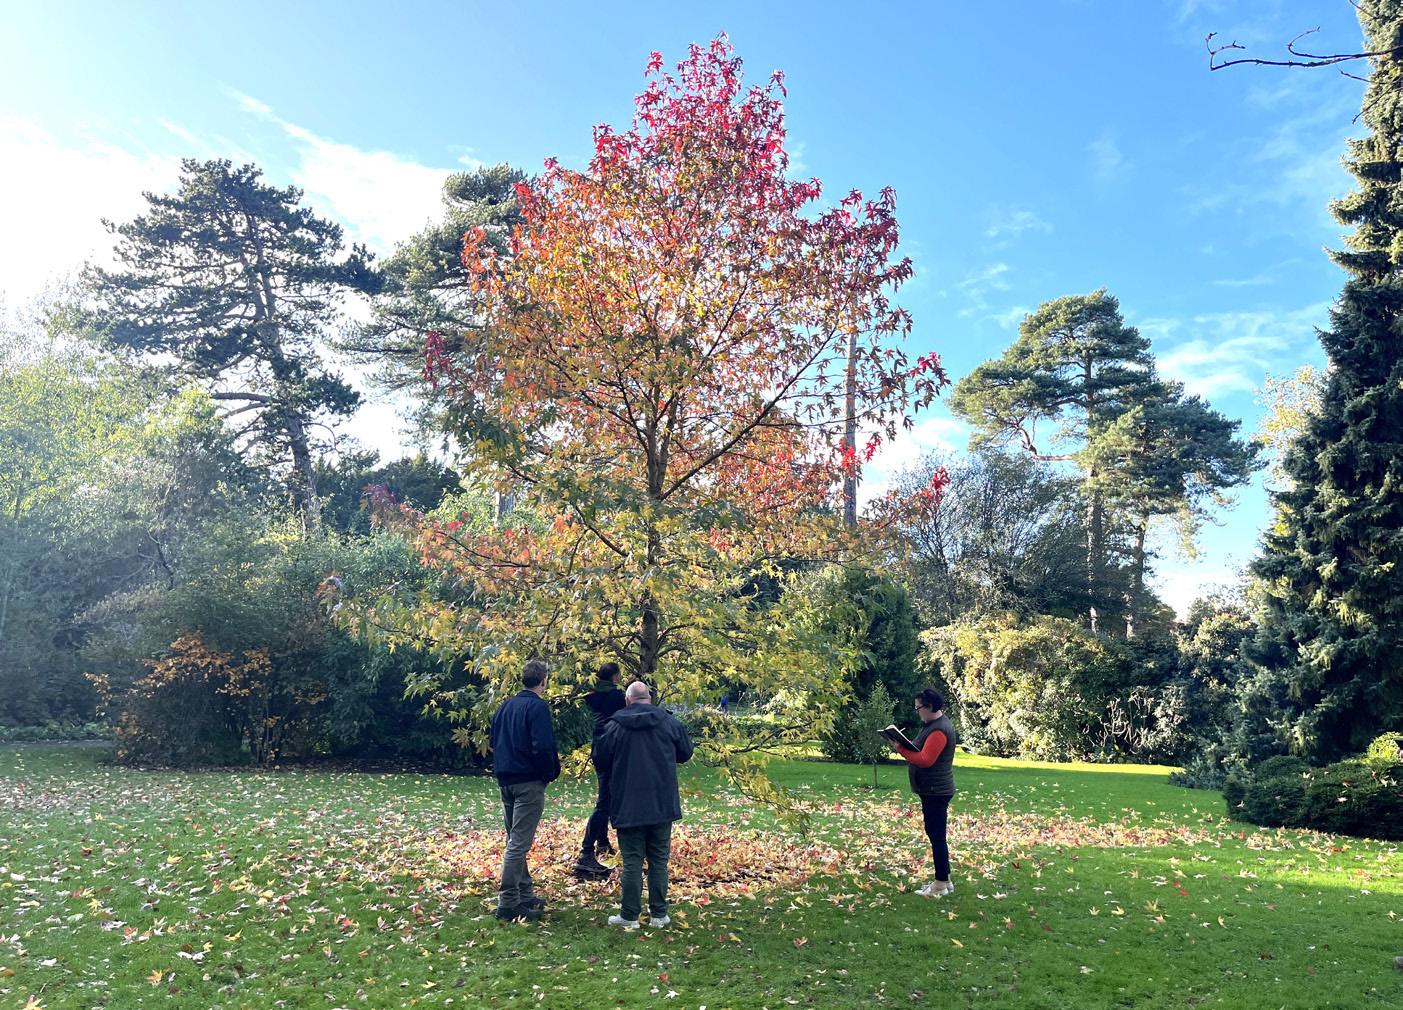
[892,687,957,898]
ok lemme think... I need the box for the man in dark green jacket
[595,681,693,929]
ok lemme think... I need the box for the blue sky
[0,0,1370,613]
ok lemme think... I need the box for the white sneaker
[608,914,640,929]
[916,881,938,897]
[649,914,670,928]
[933,881,955,897]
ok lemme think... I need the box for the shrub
[1240,774,1307,828]
[922,614,1183,762]
[1363,732,1403,767]
[811,567,921,763]
[1253,755,1309,779]
[1222,775,1247,817]
[1301,759,1403,839]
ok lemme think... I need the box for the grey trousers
[498,779,546,910]
[617,821,672,921]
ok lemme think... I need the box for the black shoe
[495,904,543,922]
[575,854,613,877]
[522,895,546,910]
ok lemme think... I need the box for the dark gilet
[908,713,957,797]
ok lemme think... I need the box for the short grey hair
[625,681,651,704]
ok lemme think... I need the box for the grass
[0,746,1400,1009]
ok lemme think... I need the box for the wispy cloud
[231,90,451,255]
[0,118,181,300]
[957,262,1012,316]
[1088,132,1126,182]
[990,304,1032,329]
[985,206,1051,241]
[1211,274,1276,287]
[1142,303,1329,397]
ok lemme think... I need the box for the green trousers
[616,822,671,920]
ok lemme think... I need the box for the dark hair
[598,661,621,681]
[521,659,548,688]
[916,687,944,712]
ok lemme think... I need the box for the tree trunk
[493,489,516,526]
[0,489,23,644]
[1085,473,1103,633]
[283,407,320,533]
[843,327,858,528]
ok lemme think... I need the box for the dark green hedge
[1222,734,1403,839]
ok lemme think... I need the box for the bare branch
[1206,28,1403,72]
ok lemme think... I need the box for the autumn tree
[85,159,376,529]
[1250,0,1403,761]
[332,38,946,791]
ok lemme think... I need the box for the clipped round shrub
[1241,775,1307,828]
[1253,754,1308,779]
[1302,759,1403,839]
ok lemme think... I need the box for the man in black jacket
[576,661,626,877]
[595,681,694,929]
[490,659,561,922]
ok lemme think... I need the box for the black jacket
[595,702,694,829]
[491,690,561,786]
[585,681,627,746]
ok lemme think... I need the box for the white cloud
[985,207,1051,240]
[1211,274,1276,287]
[1088,132,1126,182]
[0,118,181,301]
[990,304,1031,329]
[957,262,1011,316]
[1142,303,1329,397]
[231,91,451,255]
[860,413,972,505]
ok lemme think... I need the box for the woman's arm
[897,730,947,769]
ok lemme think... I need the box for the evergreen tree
[1251,1,1403,761]
[338,164,528,438]
[85,159,376,530]
[951,290,1256,634]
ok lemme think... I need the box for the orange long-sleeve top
[897,729,947,769]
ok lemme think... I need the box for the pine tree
[950,290,1256,634]
[1250,1,1403,761]
[86,159,375,530]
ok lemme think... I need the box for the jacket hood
[611,703,668,730]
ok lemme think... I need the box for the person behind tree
[489,659,561,922]
[891,687,958,897]
[575,661,626,876]
[596,681,694,929]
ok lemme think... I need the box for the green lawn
[1,746,1400,1009]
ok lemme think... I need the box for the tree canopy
[85,159,376,529]
[330,38,947,796]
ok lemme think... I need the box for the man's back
[492,690,561,785]
[597,703,694,829]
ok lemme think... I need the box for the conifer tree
[86,159,375,530]
[1251,0,1403,761]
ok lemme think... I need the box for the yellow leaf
[951,938,964,948]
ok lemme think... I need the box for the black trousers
[920,793,952,880]
[581,755,612,854]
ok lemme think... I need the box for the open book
[878,725,917,750]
